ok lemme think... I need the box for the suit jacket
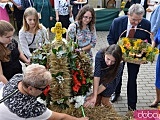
[107,15,151,45]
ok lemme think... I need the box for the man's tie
[128,26,135,38]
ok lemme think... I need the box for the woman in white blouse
[19,7,48,59]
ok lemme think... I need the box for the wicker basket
[118,28,152,64]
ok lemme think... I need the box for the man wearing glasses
[107,4,151,110]
[0,64,88,120]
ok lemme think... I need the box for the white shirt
[0,88,52,120]
[126,18,137,37]
[54,0,71,15]
[19,25,48,58]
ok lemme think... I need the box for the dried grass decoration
[118,37,159,64]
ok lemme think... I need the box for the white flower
[37,97,47,106]
[56,52,62,58]
[73,96,85,108]
[57,99,64,104]
[56,75,64,83]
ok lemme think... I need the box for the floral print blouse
[67,22,97,48]
[67,21,97,61]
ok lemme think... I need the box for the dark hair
[76,4,95,32]
[101,44,122,85]
[0,20,14,62]
[0,20,15,36]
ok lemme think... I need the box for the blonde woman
[19,7,48,59]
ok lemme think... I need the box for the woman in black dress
[0,20,30,88]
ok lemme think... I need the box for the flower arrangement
[118,37,159,64]
[31,22,93,111]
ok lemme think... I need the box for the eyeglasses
[34,85,49,91]
[129,15,142,22]
[83,16,92,20]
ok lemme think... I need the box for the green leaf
[52,48,57,54]
[57,72,63,77]
[58,46,63,51]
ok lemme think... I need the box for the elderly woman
[0,64,88,120]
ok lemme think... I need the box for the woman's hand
[83,93,97,108]
[78,117,89,120]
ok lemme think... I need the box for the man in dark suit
[107,4,151,110]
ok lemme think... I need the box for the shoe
[111,93,120,103]
[128,106,136,111]
[149,101,160,108]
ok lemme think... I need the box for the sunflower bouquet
[118,37,159,64]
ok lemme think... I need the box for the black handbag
[5,4,12,14]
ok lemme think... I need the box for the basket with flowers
[118,28,159,64]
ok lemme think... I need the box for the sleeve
[107,19,118,45]
[70,0,75,5]
[154,28,160,45]
[90,27,97,48]
[19,30,32,58]
[54,0,59,11]
[33,0,37,9]
[48,0,54,17]
[34,108,52,119]
[94,51,102,77]
[146,21,152,44]
[151,7,160,34]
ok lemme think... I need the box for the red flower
[43,85,50,96]
[73,84,81,92]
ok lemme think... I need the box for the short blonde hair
[22,64,52,88]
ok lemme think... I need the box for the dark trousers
[13,5,24,33]
[59,15,70,38]
[115,62,140,109]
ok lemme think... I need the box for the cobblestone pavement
[93,31,157,115]
[14,31,157,116]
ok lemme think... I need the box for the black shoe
[128,106,136,111]
[149,101,160,108]
[111,93,120,103]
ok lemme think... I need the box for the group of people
[0,1,160,120]
[0,0,54,34]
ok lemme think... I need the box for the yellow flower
[146,46,153,53]
[120,45,126,53]
[154,48,159,54]
[122,37,129,44]
[120,1,126,9]
[142,57,146,61]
